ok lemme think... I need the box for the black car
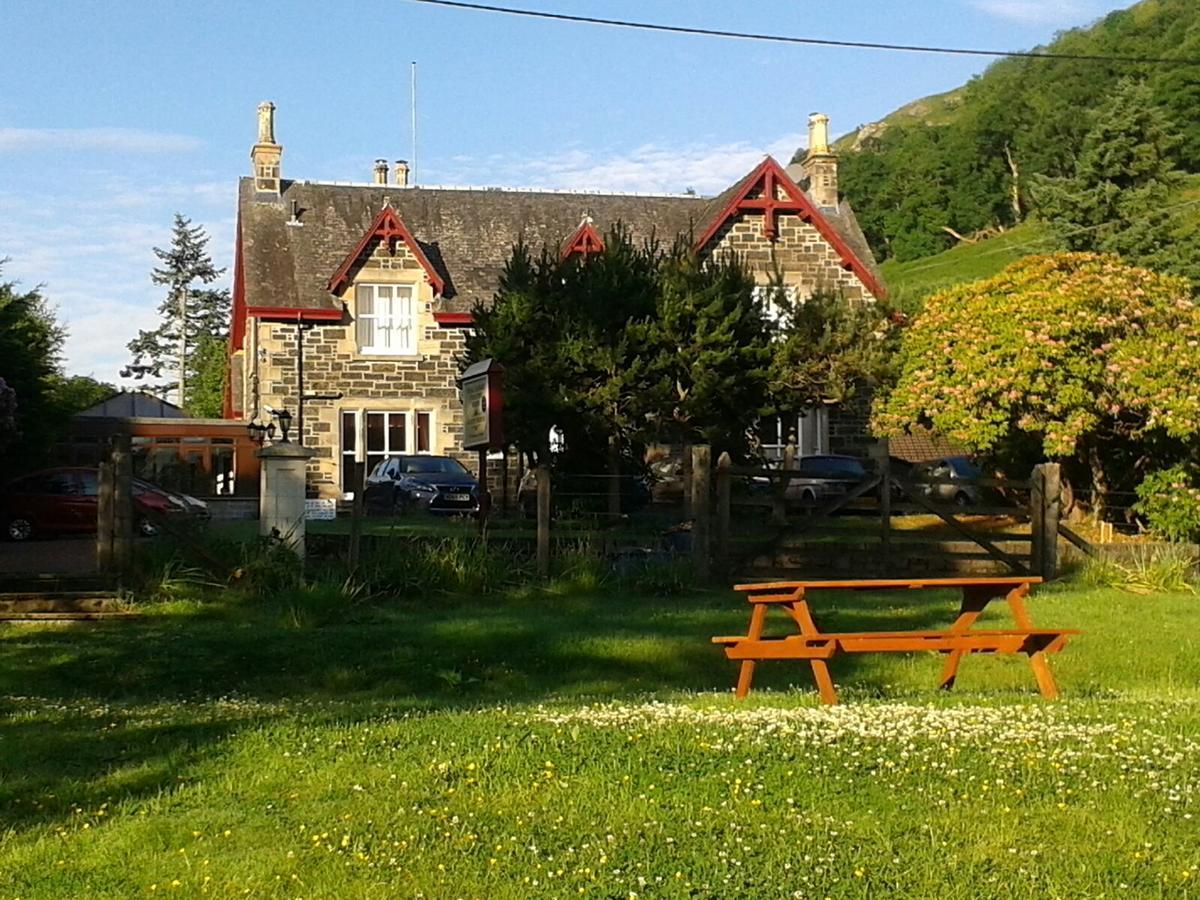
[363,455,480,515]
[784,454,869,504]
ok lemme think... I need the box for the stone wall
[827,391,875,458]
[705,211,872,301]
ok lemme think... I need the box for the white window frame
[340,408,436,499]
[355,283,417,356]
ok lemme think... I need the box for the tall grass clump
[1080,543,1198,594]
[356,537,527,598]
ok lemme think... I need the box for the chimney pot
[373,158,389,184]
[251,101,282,195]
[394,159,410,187]
[802,112,838,209]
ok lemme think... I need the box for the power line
[406,0,1200,67]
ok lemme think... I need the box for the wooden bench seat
[714,628,1075,660]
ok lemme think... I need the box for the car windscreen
[399,457,469,475]
[947,458,982,478]
[800,457,864,479]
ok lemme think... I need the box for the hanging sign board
[459,358,505,451]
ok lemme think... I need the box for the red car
[0,467,208,541]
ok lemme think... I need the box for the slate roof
[237,161,883,317]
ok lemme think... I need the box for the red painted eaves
[326,204,445,296]
[246,306,345,322]
[694,156,886,300]
[561,219,605,260]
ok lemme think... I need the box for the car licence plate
[447,493,471,502]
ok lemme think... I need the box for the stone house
[227,103,886,499]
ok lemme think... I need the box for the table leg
[735,604,766,700]
[938,587,994,691]
[1006,584,1060,700]
[787,599,838,705]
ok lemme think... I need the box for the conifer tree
[647,240,771,455]
[1034,79,1197,281]
[124,214,230,411]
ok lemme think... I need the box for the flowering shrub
[1135,465,1200,543]
[873,253,1200,486]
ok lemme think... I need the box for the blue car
[363,455,480,515]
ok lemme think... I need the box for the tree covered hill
[820,0,1200,264]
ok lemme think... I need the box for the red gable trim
[246,306,345,322]
[229,215,247,352]
[326,204,446,296]
[561,220,605,260]
[694,156,886,300]
[434,312,474,326]
[225,214,246,418]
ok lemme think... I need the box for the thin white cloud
[433,131,806,196]
[969,0,1105,27]
[0,127,202,155]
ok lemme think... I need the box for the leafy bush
[1135,465,1200,543]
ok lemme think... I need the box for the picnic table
[712,577,1077,704]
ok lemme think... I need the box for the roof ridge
[294,179,704,199]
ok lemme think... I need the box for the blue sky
[0,0,1131,384]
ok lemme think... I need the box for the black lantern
[247,420,268,445]
[274,408,293,443]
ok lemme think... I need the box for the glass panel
[341,411,356,453]
[366,413,385,452]
[416,411,430,453]
[388,413,407,454]
[78,470,99,496]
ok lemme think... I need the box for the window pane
[366,413,385,452]
[355,286,374,348]
[416,412,430,453]
[341,411,356,452]
[388,413,407,454]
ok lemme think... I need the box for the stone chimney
[251,101,282,195]
[802,112,838,209]
[394,160,410,186]
[373,158,389,184]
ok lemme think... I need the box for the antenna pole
[411,61,418,184]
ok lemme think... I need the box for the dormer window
[355,284,416,355]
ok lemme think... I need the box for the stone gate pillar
[258,441,315,558]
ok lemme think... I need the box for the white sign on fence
[305,498,337,521]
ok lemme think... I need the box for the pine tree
[123,214,230,411]
[647,240,771,455]
[1034,79,1196,280]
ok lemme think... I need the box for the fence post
[111,432,134,575]
[96,452,114,572]
[872,438,891,571]
[1030,463,1061,579]
[692,444,711,581]
[536,464,552,579]
[682,443,693,520]
[1030,465,1044,576]
[1042,462,1061,580]
[772,435,797,526]
[716,451,732,568]
[607,437,621,521]
[348,461,365,574]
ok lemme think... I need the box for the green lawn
[2,582,1198,897]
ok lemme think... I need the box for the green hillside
[880,172,1200,308]
[829,0,1200,265]
[879,222,1053,310]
